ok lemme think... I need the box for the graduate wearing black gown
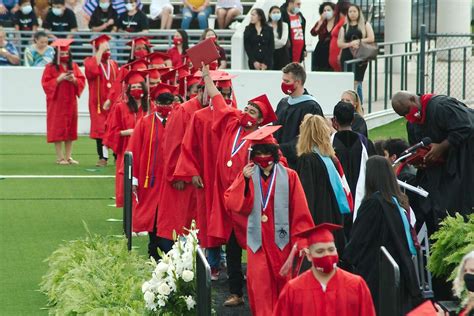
[343,157,422,315]
[392,93,474,218]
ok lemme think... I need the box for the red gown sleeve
[84,57,100,80]
[41,64,59,101]
[106,103,123,153]
[357,276,376,316]
[173,113,201,180]
[211,94,239,132]
[163,106,187,182]
[224,172,254,216]
[288,169,315,236]
[272,282,292,316]
[72,63,86,98]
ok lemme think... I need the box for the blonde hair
[342,90,364,116]
[453,251,474,307]
[297,114,335,157]
[346,5,366,38]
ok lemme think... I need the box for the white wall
[0,67,354,134]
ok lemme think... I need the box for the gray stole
[247,163,290,253]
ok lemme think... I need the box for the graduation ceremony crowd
[37,28,474,315]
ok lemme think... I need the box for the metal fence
[5,29,235,66]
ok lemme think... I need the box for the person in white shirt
[149,0,173,29]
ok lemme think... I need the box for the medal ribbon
[100,60,111,81]
[230,127,247,158]
[259,167,277,211]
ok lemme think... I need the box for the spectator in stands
[311,1,335,71]
[167,29,188,67]
[215,0,242,29]
[338,4,374,103]
[116,0,148,32]
[268,5,289,70]
[83,0,142,18]
[180,0,210,30]
[340,89,367,137]
[14,0,38,31]
[0,26,20,65]
[244,8,274,70]
[24,30,54,66]
[280,0,306,63]
[200,28,226,69]
[328,0,349,72]
[149,0,173,29]
[34,0,49,23]
[88,0,117,32]
[66,0,88,30]
[0,0,19,26]
[43,0,78,39]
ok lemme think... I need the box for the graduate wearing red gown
[41,39,85,164]
[224,128,314,316]
[106,71,147,207]
[274,224,376,316]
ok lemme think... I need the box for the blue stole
[287,94,318,105]
[392,197,417,256]
[313,148,351,214]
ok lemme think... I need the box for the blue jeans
[206,246,221,269]
[181,6,211,29]
[357,82,364,104]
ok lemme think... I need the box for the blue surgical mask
[271,13,281,21]
[99,2,110,9]
[292,7,300,14]
[21,5,33,15]
[52,7,63,16]
[325,10,333,20]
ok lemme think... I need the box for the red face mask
[134,50,148,59]
[173,37,182,46]
[240,112,258,128]
[59,55,69,63]
[281,82,296,95]
[312,254,339,274]
[209,36,217,43]
[156,105,172,118]
[129,88,143,99]
[404,106,422,124]
[101,51,111,61]
[253,155,274,168]
[225,98,233,106]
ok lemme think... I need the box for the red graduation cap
[186,38,220,68]
[146,51,169,66]
[123,58,148,71]
[406,301,438,316]
[90,34,111,48]
[51,38,74,49]
[150,83,178,99]
[122,70,146,84]
[186,75,202,88]
[293,223,342,248]
[243,125,282,145]
[214,72,236,89]
[248,94,277,126]
[175,64,191,80]
[160,68,177,82]
[148,68,161,80]
[126,36,151,47]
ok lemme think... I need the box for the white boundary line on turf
[0,175,115,179]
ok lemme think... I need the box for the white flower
[182,270,194,282]
[157,282,171,296]
[157,298,166,307]
[144,290,155,305]
[156,262,169,274]
[184,295,196,310]
[142,281,151,293]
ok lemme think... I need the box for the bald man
[391,91,474,219]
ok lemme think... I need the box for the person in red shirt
[273,223,376,316]
[84,34,119,167]
[167,29,189,68]
[280,0,306,63]
[41,38,85,165]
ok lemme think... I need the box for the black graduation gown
[343,193,422,314]
[296,152,346,254]
[274,92,323,169]
[410,95,474,216]
[352,113,368,138]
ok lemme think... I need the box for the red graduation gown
[156,98,201,240]
[84,57,119,139]
[127,112,165,232]
[173,103,223,248]
[224,167,314,316]
[106,66,129,107]
[166,46,184,68]
[273,269,376,316]
[106,101,144,207]
[41,63,85,143]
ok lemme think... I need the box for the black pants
[226,230,244,297]
[148,207,174,260]
[95,139,107,160]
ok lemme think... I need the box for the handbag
[351,42,378,61]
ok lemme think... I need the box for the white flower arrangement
[142,221,199,315]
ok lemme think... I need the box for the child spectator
[43,0,78,38]
[88,0,117,32]
[14,0,38,31]
[116,0,148,32]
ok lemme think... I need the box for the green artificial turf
[0,119,406,315]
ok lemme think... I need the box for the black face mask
[465,273,474,292]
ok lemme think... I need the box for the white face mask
[52,7,63,16]
[99,2,110,9]
[271,13,281,22]
[292,6,300,14]
[21,5,33,15]
[325,10,333,20]
[125,3,135,11]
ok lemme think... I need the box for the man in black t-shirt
[13,0,38,31]
[89,0,117,32]
[116,0,148,33]
[43,0,77,38]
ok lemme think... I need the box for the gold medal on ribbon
[227,160,233,167]
[261,214,268,222]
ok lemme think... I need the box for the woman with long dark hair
[200,28,227,69]
[106,70,148,208]
[344,156,421,314]
[41,39,85,165]
[167,29,189,68]
[311,1,335,71]
[244,8,274,70]
[268,5,289,70]
[328,0,349,72]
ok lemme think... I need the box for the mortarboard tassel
[97,78,101,114]
[143,113,155,189]
[150,114,161,187]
